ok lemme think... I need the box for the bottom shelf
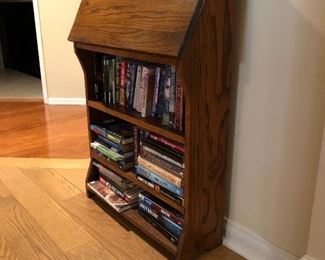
[87,186,178,257]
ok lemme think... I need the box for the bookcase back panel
[69,0,202,57]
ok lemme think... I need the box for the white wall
[37,0,84,100]
[227,0,325,257]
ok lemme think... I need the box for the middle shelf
[88,100,185,144]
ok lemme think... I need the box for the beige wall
[37,0,84,99]
[227,0,325,257]
[307,126,325,259]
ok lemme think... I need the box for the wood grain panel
[178,0,235,258]
[69,0,201,57]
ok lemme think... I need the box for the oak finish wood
[69,0,200,57]
[69,0,236,258]
[0,158,244,260]
[178,0,235,258]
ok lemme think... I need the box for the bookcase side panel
[74,46,98,193]
[178,0,235,258]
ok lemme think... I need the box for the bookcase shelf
[69,0,235,259]
[90,150,185,213]
[88,100,185,144]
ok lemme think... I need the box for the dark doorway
[0,2,40,78]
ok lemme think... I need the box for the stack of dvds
[134,128,184,206]
[138,192,183,245]
[94,55,184,131]
[90,118,135,170]
[87,162,142,213]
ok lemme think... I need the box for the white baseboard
[300,256,316,260]
[223,219,299,260]
[47,98,86,105]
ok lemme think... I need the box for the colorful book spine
[136,175,184,206]
[129,62,137,108]
[139,66,148,115]
[90,124,107,137]
[149,133,185,153]
[142,68,156,118]
[92,149,135,170]
[91,142,123,161]
[139,193,183,226]
[133,65,142,111]
[156,68,166,117]
[134,126,139,164]
[142,145,184,168]
[115,57,121,104]
[136,165,183,197]
[142,138,183,163]
[175,80,183,131]
[96,135,133,154]
[93,161,130,188]
[120,60,127,105]
[99,176,124,198]
[138,208,178,245]
[102,56,109,104]
[139,202,182,237]
[169,66,176,127]
[152,67,161,116]
[125,61,131,108]
[109,58,116,104]
[137,156,182,187]
[141,151,183,178]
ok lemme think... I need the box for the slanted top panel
[68,0,200,58]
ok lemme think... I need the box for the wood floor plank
[21,168,81,202]
[0,101,89,158]
[0,179,11,199]
[0,235,19,260]
[0,158,243,259]
[61,194,164,260]
[0,195,67,260]
[66,242,119,260]
[0,158,89,169]
[0,167,110,254]
[53,168,88,193]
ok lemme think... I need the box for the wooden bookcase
[69,0,235,259]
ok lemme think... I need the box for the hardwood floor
[0,101,89,158]
[0,158,244,260]
[0,102,243,259]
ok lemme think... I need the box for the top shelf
[88,100,185,144]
